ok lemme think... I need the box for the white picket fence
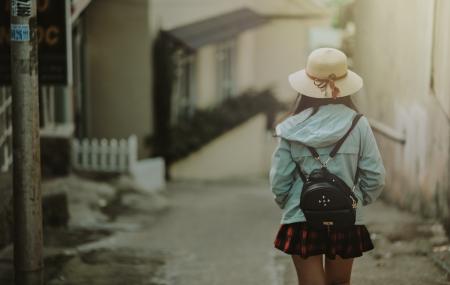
[0,87,13,173]
[71,135,138,173]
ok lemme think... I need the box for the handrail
[368,118,406,145]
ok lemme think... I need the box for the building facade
[152,0,340,179]
[353,0,450,222]
[83,0,154,158]
[153,0,333,113]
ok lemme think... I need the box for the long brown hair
[272,94,359,132]
[291,93,359,118]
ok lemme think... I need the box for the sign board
[0,0,72,86]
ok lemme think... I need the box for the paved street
[12,178,448,285]
[98,179,450,285]
[109,179,284,285]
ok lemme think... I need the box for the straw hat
[288,48,363,99]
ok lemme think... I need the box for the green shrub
[150,89,285,164]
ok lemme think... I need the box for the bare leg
[324,255,354,285]
[291,254,326,285]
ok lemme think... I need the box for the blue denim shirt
[269,104,386,225]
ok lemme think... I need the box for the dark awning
[164,8,268,51]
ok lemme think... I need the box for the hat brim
[288,69,363,98]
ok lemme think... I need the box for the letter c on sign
[46,26,59,46]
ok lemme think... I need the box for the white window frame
[172,52,197,125]
[216,39,237,102]
[39,85,75,138]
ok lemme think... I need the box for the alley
[110,179,283,285]
[1,1,450,284]
[78,179,450,285]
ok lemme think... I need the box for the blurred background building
[0,0,344,249]
[0,0,345,178]
[150,0,340,179]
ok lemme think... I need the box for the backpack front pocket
[303,208,356,230]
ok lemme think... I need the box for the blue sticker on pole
[11,24,30,42]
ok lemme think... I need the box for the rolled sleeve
[269,138,296,209]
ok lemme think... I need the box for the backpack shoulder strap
[353,131,362,190]
[288,141,308,183]
[329,114,363,158]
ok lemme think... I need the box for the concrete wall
[196,45,217,109]
[432,0,450,118]
[85,0,153,158]
[235,30,257,93]
[170,114,277,180]
[253,18,330,104]
[353,0,450,220]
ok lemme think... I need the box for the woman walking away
[270,48,385,285]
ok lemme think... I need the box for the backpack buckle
[314,155,333,168]
[350,195,357,209]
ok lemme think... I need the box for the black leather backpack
[291,114,363,231]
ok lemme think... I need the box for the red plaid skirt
[274,222,374,259]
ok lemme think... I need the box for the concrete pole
[10,0,44,284]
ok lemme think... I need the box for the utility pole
[10,0,44,284]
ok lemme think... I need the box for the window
[38,86,74,137]
[216,39,237,101]
[172,52,197,124]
